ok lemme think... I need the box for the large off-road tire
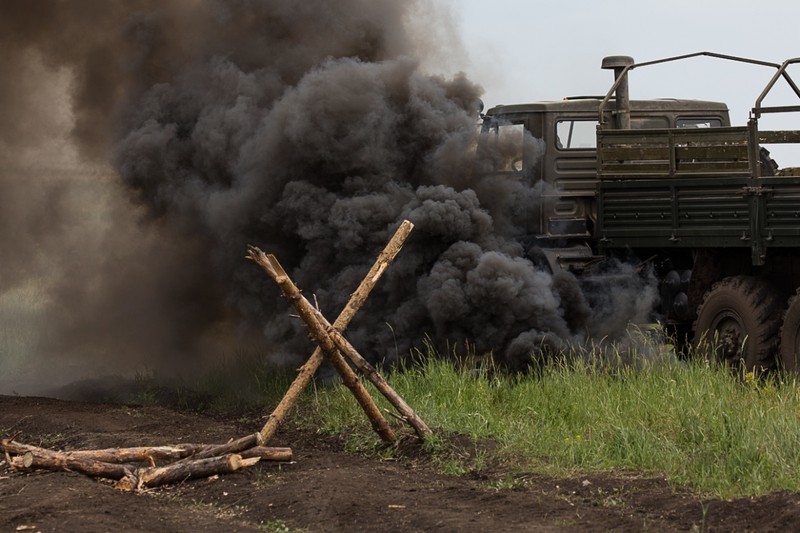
[779,290,800,374]
[693,276,782,372]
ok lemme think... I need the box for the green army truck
[482,52,800,372]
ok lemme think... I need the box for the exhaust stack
[602,55,634,129]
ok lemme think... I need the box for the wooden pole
[246,248,432,440]
[257,220,414,445]
[311,307,433,439]
[246,256,399,445]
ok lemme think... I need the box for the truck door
[544,117,600,238]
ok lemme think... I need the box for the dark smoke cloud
[0,0,658,391]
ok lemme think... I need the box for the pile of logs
[1,438,290,491]
[2,220,430,492]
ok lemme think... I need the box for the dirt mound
[2,395,799,532]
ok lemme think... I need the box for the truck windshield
[677,118,723,128]
[479,121,525,171]
[556,119,598,149]
[478,120,545,179]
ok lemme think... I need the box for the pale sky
[451,0,800,165]
[454,1,799,116]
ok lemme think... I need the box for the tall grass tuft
[307,342,800,499]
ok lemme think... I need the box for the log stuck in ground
[315,315,433,439]
[257,220,414,446]
[247,247,396,443]
[247,248,399,444]
[246,240,432,441]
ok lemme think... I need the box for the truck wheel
[779,291,800,374]
[693,276,782,372]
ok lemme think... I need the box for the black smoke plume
[0,1,657,391]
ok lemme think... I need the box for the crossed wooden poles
[247,218,431,444]
[1,219,430,491]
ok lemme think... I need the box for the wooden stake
[246,247,432,440]
[258,220,414,445]
[247,252,398,444]
[313,307,433,439]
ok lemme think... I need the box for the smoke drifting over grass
[0,1,657,390]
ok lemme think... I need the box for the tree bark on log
[257,220,414,446]
[239,446,292,462]
[246,246,432,440]
[3,438,291,470]
[246,250,397,444]
[314,308,433,439]
[171,433,259,464]
[67,444,206,463]
[116,453,258,492]
[8,448,133,480]
[1,439,206,462]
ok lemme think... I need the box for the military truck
[481,52,800,372]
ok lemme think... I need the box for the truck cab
[482,98,730,245]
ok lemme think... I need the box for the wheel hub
[715,315,743,362]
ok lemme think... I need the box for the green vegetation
[305,350,800,499]
[257,519,306,533]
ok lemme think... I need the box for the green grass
[257,519,306,533]
[305,352,800,499]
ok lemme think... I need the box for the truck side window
[677,117,723,128]
[556,120,598,150]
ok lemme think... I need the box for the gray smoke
[0,0,658,389]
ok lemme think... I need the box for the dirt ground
[2,395,800,532]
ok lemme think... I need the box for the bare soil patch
[2,395,799,532]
